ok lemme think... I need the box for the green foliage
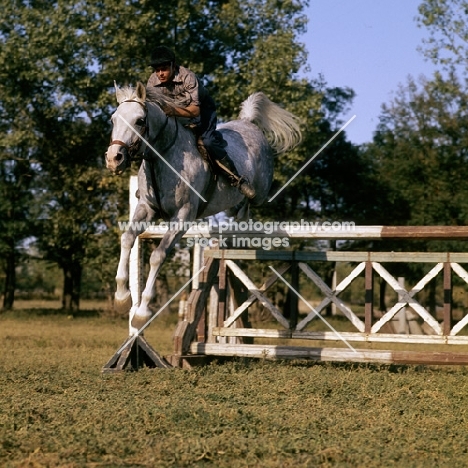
[361,72,468,286]
[369,73,468,227]
[0,0,134,309]
[417,0,468,71]
[254,80,385,226]
[0,0,362,310]
[15,253,59,291]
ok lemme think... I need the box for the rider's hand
[162,104,175,117]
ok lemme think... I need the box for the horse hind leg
[225,199,250,221]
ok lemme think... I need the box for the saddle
[183,123,224,175]
[187,124,250,187]
[188,127,256,201]
[182,127,218,218]
[196,137,219,175]
[196,136,242,183]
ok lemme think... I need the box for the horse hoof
[114,291,132,314]
[131,312,153,331]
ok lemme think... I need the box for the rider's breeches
[201,127,229,161]
[198,96,229,162]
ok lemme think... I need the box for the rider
[147,46,256,199]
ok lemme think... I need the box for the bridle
[109,99,179,162]
[109,99,147,161]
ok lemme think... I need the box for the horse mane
[145,86,179,113]
[114,83,179,114]
[116,84,301,154]
[239,92,302,154]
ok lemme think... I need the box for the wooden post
[194,243,206,341]
[196,298,206,343]
[288,261,299,330]
[128,175,141,334]
[331,267,337,316]
[444,261,452,335]
[227,276,238,344]
[178,295,187,321]
[171,257,219,360]
[207,283,220,343]
[192,241,203,290]
[218,259,227,343]
[394,277,409,334]
[365,260,373,333]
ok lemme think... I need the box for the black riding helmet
[150,46,176,67]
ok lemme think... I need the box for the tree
[0,160,35,309]
[0,0,362,311]
[0,1,44,309]
[32,116,123,310]
[361,72,468,311]
[0,0,124,311]
[368,74,468,227]
[417,0,468,72]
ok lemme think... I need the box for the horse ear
[114,81,124,103]
[136,82,146,101]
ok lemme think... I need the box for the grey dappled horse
[106,82,301,333]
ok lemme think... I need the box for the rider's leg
[198,97,256,199]
[202,128,256,199]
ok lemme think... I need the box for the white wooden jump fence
[104,176,468,371]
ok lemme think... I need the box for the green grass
[2,309,468,467]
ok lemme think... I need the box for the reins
[108,97,184,221]
[109,99,147,160]
[109,99,179,162]
[147,116,179,157]
[144,112,179,222]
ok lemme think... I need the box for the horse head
[106,81,147,175]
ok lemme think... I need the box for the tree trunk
[3,248,16,310]
[62,261,82,312]
[104,281,114,313]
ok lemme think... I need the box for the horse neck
[146,102,178,152]
[146,103,199,168]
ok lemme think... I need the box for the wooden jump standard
[164,247,468,368]
[101,178,468,371]
[104,226,468,371]
[137,224,468,241]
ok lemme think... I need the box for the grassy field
[2,307,468,467]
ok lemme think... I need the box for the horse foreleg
[131,228,187,330]
[114,231,136,314]
[114,204,149,315]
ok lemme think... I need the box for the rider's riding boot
[216,156,256,199]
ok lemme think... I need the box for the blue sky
[302,0,439,145]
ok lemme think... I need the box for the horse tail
[239,92,302,154]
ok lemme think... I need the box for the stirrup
[237,177,256,199]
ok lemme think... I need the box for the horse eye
[136,118,145,126]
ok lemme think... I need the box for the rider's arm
[164,103,200,118]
